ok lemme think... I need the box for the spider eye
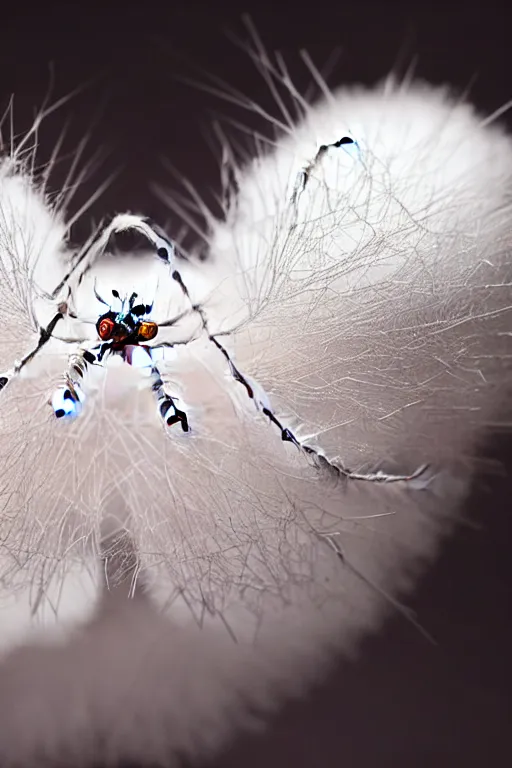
[138,321,158,341]
[97,316,116,340]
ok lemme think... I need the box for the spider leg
[78,216,194,332]
[1,235,102,396]
[291,135,359,205]
[171,281,429,483]
[146,347,190,433]
[210,332,429,484]
[170,269,212,330]
[0,309,66,393]
[51,348,97,420]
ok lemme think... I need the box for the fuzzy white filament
[0,77,511,767]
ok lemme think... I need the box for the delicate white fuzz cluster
[0,77,511,767]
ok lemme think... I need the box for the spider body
[50,286,190,431]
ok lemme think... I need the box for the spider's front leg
[128,345,190,434]
[0,308,67,393]
[51,348,97,420]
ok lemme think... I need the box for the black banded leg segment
[52,348,98,419]
[0,310,66,393]
[149,361,189,433]
[207,334,300,451]
[171,263,429,485]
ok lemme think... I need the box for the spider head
[95,289,158,345]
[96,307,158,345]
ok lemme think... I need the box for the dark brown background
[1,2,511,766]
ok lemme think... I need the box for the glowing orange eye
[98,317,116,340]
[138,321,158,341]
